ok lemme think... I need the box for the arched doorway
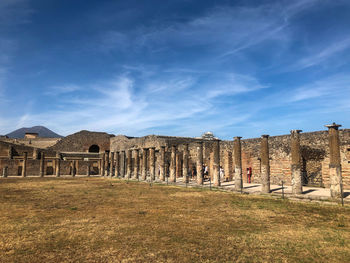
[89,145,100,153]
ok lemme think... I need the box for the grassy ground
[0,177,349,263]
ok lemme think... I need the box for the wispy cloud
[292,37,350,70]
[45,84,81,96]
[289,74,350,102]
[7,70,265,137]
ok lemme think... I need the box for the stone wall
[0,137,61,149]
[49,130,113,153]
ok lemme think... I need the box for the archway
[89,145,100,153]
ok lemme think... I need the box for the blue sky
[0,0,350,139]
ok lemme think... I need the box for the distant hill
[6,126,63,138]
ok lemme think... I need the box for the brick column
[120,151,126,177]
[115,151,120,177]
[110,152,115,177]
[149,147,156,181]
[126,149,132,179]
[39,152,45,177]
[291,130,302,194]
[101,153,105,177]
[325,123,343,198]
[159,146,166,181]
[260,135,270,193]
[170,145,176,182]
[183,144,189,183]
[213,140,220,187]
[133,149,139,179]
[141,148,147,180]
[234,136,243,191]
[197,142,204,185]
[55,152,61,177]
[21,152,28,177]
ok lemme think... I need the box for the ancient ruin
[1,124,350,200]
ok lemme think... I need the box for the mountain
[6,126,63,138]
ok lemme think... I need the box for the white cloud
[293,37,350,70]
[205,74,268,99]
[45,84,81,96]
[5,70,265,137]
[290,74,350,102]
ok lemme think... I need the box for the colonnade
[0,123,344,199]
[105,122,343,199]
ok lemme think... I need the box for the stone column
[115,151,120,177]
[33,148,38,159]
[133,149,139,179]
[150,147,156,181]
[2,167,8,178]
[225,151,232,181]
[176,152,182,178]
[101,153,105,177]
[72,160,77,177]
[120,151,126,177]
[291,130,302,194]
[213,140,221,187]
[110,152,115,177]
[325,123,343,198]
[141,148,147,180]
[21,152,28,177]
[160,146,166,181]
[126,149,132,179]
[170,145,176,182]
[39,152,45,177]
[104,152,109,177]
[197,142,204,185]
[260,135,270,193]
[55,152,61,177]
[233,137,243,191]
[209,152,214,181]
[183,144,189,183]
[87,162,90,177]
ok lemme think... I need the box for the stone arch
[89,145,100,153]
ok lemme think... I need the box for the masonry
[1,126,350,195]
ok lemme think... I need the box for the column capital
[233,136,242,140]
[290,130,302,134]
[325,122,342,130]
[261,134,269,138]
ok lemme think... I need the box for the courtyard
[0,177,349,262]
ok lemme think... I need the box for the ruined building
[1,124,349,198]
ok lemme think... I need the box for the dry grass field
[0,177,349,263]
